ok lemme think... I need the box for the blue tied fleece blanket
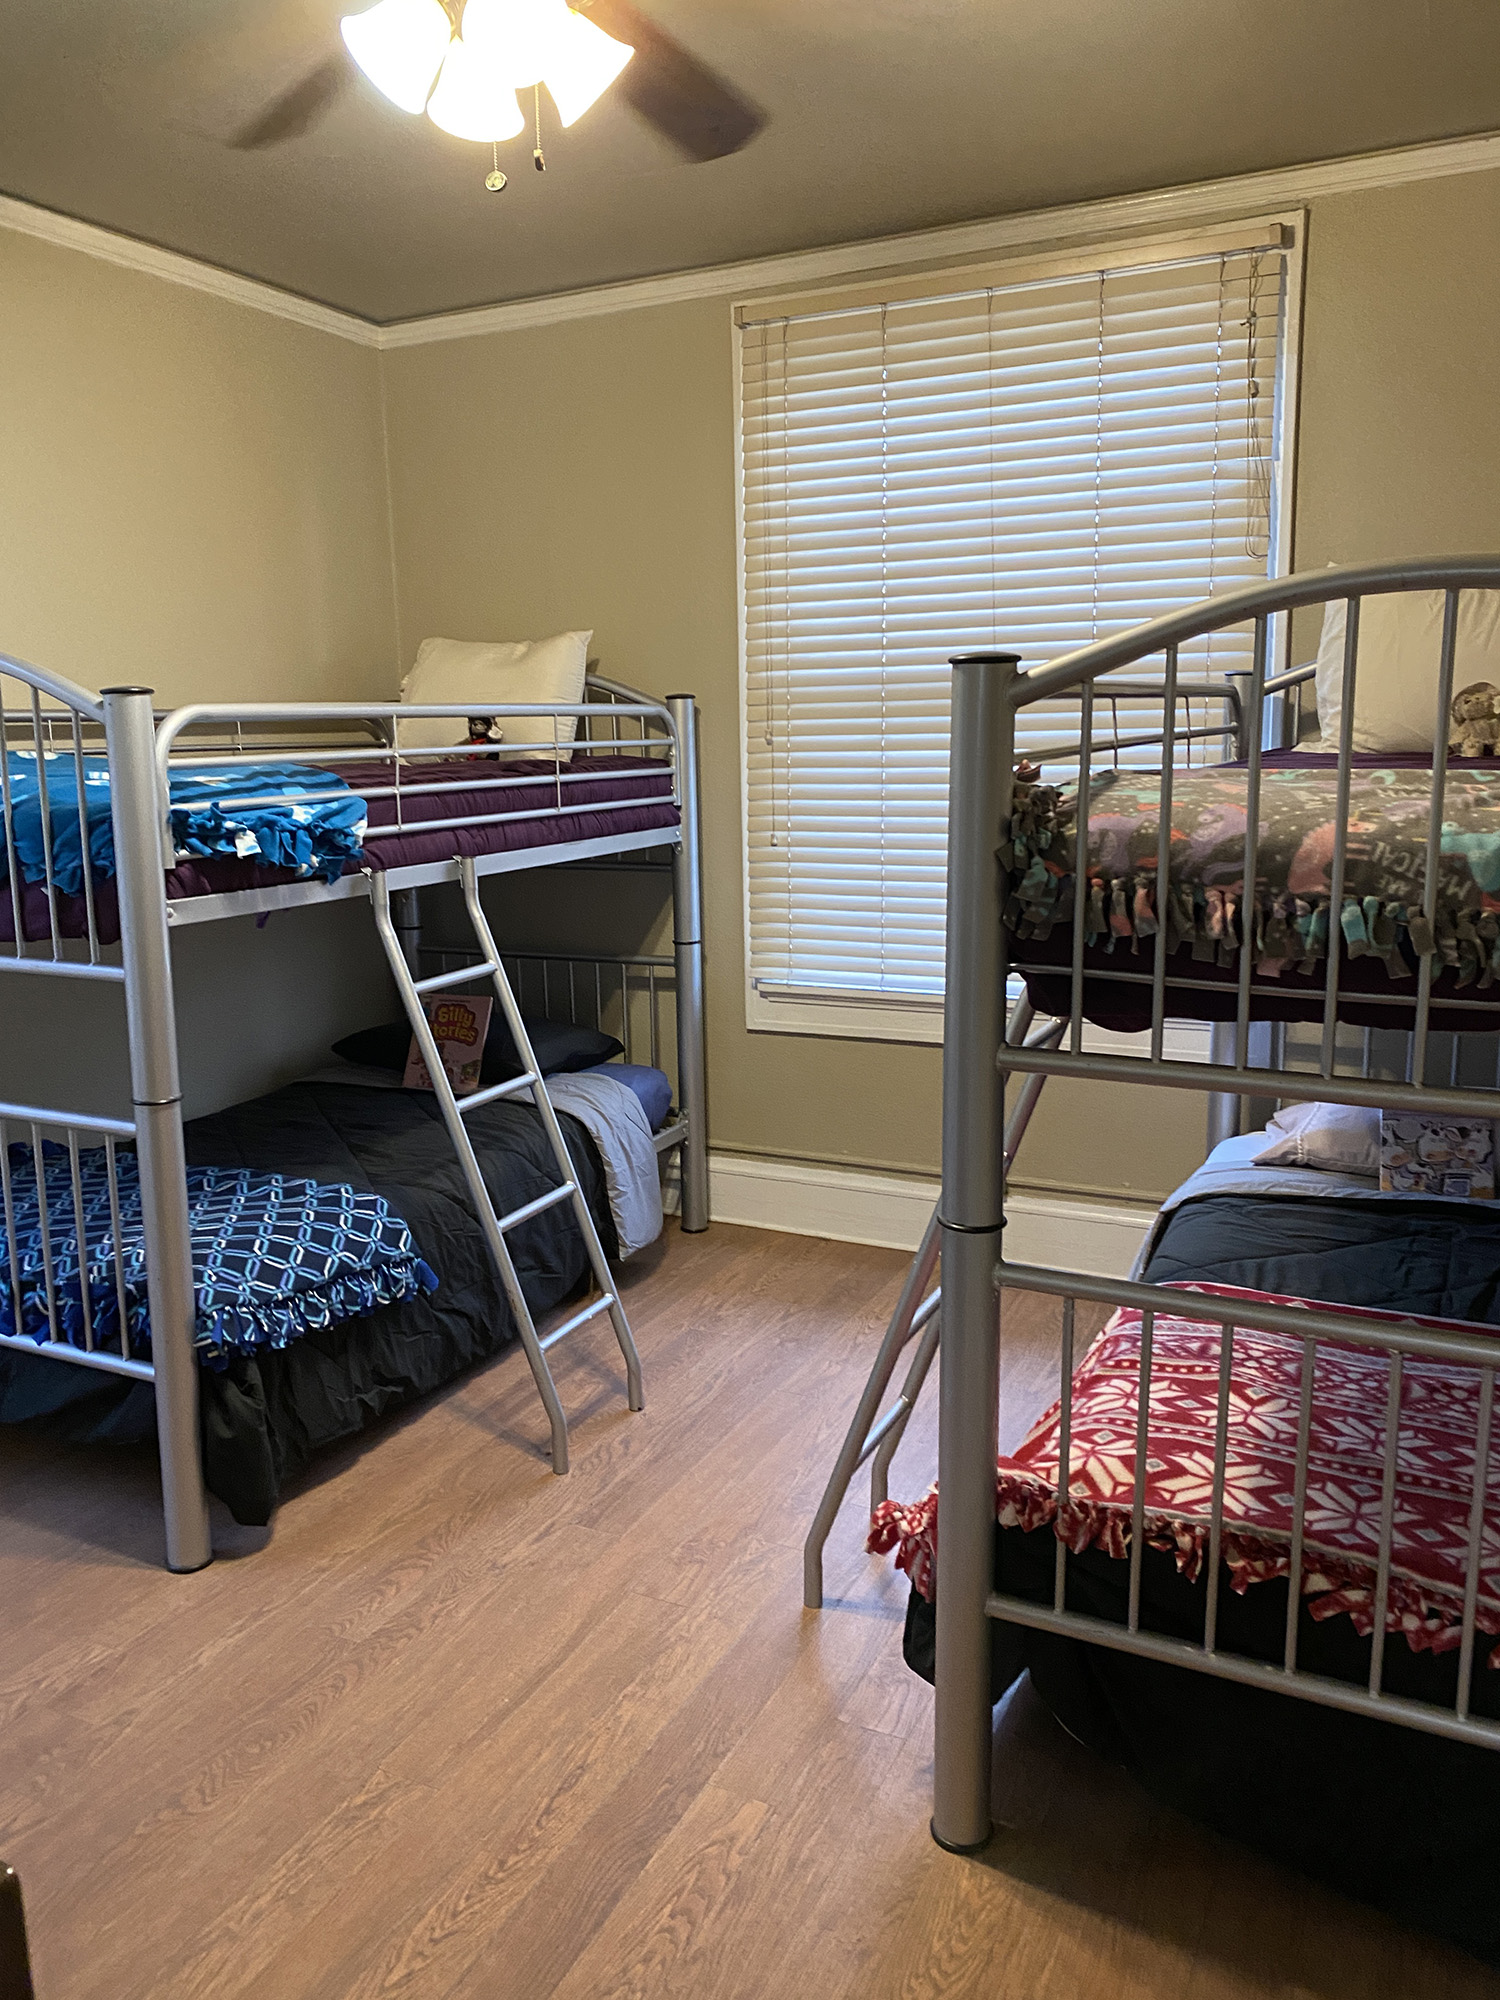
[0,1147,437,1366]
[1,753,368,891]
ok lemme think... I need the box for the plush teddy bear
[1449,682,1500,758]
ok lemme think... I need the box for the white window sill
[746,982,946,1045]
[747,980,1213,1062]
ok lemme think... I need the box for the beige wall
[7,168,1500,1185]
[0,229,397,706]
[1296,172,1500,567]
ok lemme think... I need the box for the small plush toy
[464,715,503,760]
[1449,683,1500,758]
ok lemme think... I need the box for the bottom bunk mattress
[0,1082,617,1524]
[883,1249,1500,1964]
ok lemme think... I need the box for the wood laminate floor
[1,1222,1496,1999]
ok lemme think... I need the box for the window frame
[735,212,1305,1046]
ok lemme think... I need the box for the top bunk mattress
[1007,749,1500,1033]
[1,751,678,944]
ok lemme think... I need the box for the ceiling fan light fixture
[340,0,453,114]
[543,9,633,127]
[460,0,569,88]
[425,34,527,140]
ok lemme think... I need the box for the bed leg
[932,650,1018,1854]
[1206,1022,1241,1153]
[103,687,212,1574]
[667,694,709,1233]
[390,887,422,978]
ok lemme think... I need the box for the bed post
[931,650,1018,1853]
[102,688,212,1573]
[1206,1024,1241,1151]
[667,694,709,1233]
[390,888,422,977]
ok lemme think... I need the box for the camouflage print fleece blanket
[1004,763,1500,987]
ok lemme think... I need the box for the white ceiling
[4,0,1500,324]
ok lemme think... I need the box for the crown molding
[0,191,380,346]
[2,126,1499,353]
[376,127,1500,349]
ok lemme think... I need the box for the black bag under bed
[903,1189,1500,1966]
[0,1082,617,1525]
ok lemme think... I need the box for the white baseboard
[1002,1190,1153,1279]
[703,1151,1151,1278]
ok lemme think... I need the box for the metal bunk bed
[808,556,1500,1853]
[933,553,1500,1851]
[0,659,707,1573]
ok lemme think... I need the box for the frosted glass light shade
[425,35,526,139]
[340,0,453,114]
[544,8,633,125]
[460,0,573,88]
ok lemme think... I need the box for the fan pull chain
[486,141,507,193]
[533,84,547,171]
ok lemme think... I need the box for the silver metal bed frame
[0,664,708,1572]
[860,556,1500,1852]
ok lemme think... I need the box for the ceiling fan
[229,0,765,165]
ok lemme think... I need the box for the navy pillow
[333,1014,623,1085]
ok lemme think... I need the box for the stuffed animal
[464,715,503,760]
[1449,683,1500,758]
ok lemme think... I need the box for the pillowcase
[1315,587,1500,753]
[590,1062,674,1133]
[333,1014,623,1086]
[398,632,591,762]
[1252,1100,1380,1177]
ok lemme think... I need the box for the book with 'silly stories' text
[403,994,493,1097]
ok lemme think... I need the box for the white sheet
[299,1061,663,1259]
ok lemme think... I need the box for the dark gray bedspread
[1144,1188,1500,1325]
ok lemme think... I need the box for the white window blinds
[739,228,1290,1017]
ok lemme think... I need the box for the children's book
[403,994,492,1098]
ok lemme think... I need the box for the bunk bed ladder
[802,997,1063,1607]
[369,858,644,1475]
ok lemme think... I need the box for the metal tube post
[102,687,212,1573]
[390,887,423,977]
[1205,1023,1240,1152]
[932,650,1018,1853]
[667,695,709,1232]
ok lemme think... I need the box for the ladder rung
[457,1072,539,1115]
[413,960,499,995]
[496,1181,577,1232]
[540,1293,617,1352]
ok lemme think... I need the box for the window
[738,220,1298,1041]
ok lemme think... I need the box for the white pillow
[398,631,592,762]
[1252,1100,1380,1177]
[1315,587,1500,753]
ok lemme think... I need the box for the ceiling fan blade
[228,52,352,150]
[576,1,766,163]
